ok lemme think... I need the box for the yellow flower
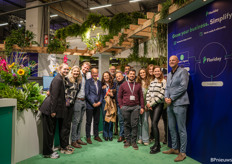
[9,62,15,68]
[17,69,25,76]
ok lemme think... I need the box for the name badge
[130,95,135,100]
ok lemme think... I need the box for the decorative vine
[119,33,126,46]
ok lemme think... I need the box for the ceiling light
[0,23,8,27]
[50,14,58,18]
[130,0,141,3]
[168,17,172,20]
[90,4,112,10]
[202,0,207,1]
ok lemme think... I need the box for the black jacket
[40,73,66,118]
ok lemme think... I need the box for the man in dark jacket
[115,71,125,142]
[85,68,103,144]
[118,69,144,150]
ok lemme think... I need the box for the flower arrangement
[0,54,45,112]
[0,55,34,86]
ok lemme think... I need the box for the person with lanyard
[118,68,144,150]
[163,55,189,162]
[71,62,91,148]
[101,71,116,141]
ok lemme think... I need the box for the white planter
[14,109,43,163]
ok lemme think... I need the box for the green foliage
[156,23,168,57]
[53,12,145,51]
[99,16,110,31]
[47,37,69,54]
[0,57,31,87]
[160,0,172,19]
[144,41,148,56]
[109,13,132,36]
[101,34,114,47]
[131,12,146,25]
[22,82,46,112]
[65,24,81,37]
[5,28,39,56]
[174,0,189,6]
[0,82,45,112]
[119,33,126,46]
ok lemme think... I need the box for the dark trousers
[162,107,168,141]
[60,106,74,148]
[86,107,100,138]
[42,108,73,155]
[149,103,164,146]
[42,114,56,155]
[121,105,140,144]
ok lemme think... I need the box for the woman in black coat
[40,63,69,159]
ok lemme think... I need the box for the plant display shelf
[0,44,95,56]
[99,0,195,55]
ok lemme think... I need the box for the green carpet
[18,135,200,164]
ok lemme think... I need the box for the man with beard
[118,69,144,150]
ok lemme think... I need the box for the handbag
[66,98,71,107]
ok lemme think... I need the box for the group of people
[40,55,189,162]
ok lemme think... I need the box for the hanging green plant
[131,11,146,25]
[160,0,172,19]
[174,0,189,6]
[109,13,132,35]
[143,41,148,56]
[119,33,126,46]
[156,23,167,57]
[47,37,69,54]
[100,16,110,31]
[4,28,39,56]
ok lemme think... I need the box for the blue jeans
[137,111,149,143]
[117,106,124,137]
[71,99,86,142]
[167,104,187,153]
[101,100,113,138]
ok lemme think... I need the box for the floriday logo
[206,9,219,16]
[203,56,222,64]
[180,54,184,61]
[203,56,207,64]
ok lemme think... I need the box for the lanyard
[127,81,135,95]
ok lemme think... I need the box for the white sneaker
[137,139,143,144]
[60,148,73,154]
[44,152,60,159]
[144,142,149,146]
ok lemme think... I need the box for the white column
[96,53,111,79]
[26,1,43,45]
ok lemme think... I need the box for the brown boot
[117,136,125,142]
[76,139,87,145]
[94,136,103,142]
[71,141,82,148]
[162,148,179,155]
[87,138,92,144]
[174,153,186,162]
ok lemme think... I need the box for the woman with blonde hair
[64,65,81,151]
[146,65,166,154]
[136,68,150,145]
[146,64,155,82]
[40,63,69,158]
